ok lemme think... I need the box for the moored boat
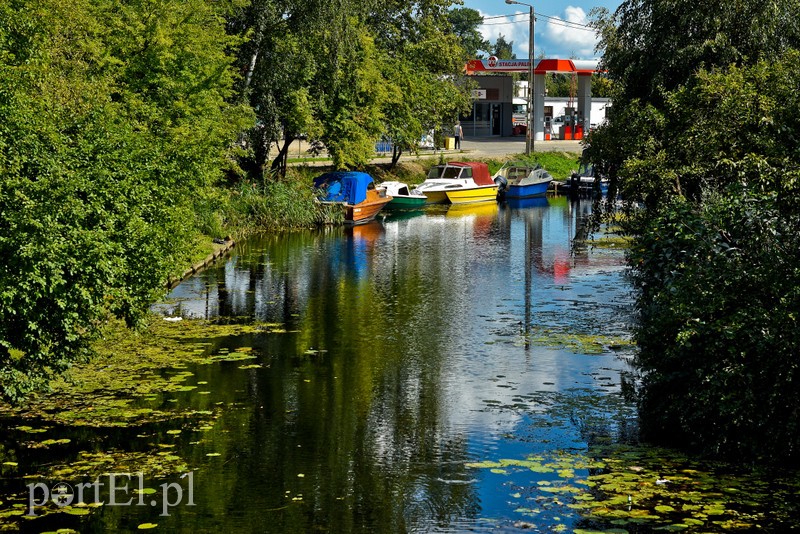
[314,171,392,224]
[414,162,499,204]
[380,181,427,209]
[494,162,553,199]
[554,147,609,196]
[445,184,500,204]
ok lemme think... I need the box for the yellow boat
[417,189,449,204]
[414,162,500,204]
[445,184,499,204]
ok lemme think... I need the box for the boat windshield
[427,165,469,179]
[508,168,528,180]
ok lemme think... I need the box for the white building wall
[545,97,611,127]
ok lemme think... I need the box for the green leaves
[0,0,250,401]
[588,1,800,463]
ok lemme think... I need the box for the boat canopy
[454,162,493,185]
[314,171,375,205]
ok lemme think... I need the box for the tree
[448,7,490,59]
[489,34,515,60]
[592,1,800,107]
[368,0,473,168]
[545,73,574,98]
[0,0,250,401]
[229,0,323,179]
[586,0,800,463]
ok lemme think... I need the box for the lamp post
[505,0,534,155]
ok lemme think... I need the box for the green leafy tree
[545,73,573,98]
[369,0,473,167]
[229,0,322,178]
[587,0,800,463]
[490,34,515,60]
[319,30,388,170]
[448,7,490,59]
[0,0,250,401]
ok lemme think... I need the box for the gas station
[462,57,602,141]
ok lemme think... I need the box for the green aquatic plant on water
[466,445,798,532]
[522,326,635,355]
[0,317,287,427]
[0,315,294,529]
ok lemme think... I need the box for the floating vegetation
[591,235,633,249]
[465,445,800,532]
[0,317,280,428]
[0,315,274,530]
[523,326,635,355]
[43,449,189,480]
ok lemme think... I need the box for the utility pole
[506,0,535,155]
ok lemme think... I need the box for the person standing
[454,121,463,150]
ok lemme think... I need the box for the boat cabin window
[509,168,527,180]
[427,166,470,179]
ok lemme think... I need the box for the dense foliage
[589,2,800,462]
[0,0,252,400]
[232,0,474,176]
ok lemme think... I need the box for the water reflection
[146,198,635,532]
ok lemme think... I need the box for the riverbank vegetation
[0,0,253,401]
[588,1,800,463]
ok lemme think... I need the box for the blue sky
[460,0,621,60]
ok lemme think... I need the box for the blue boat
[313,171,392,224]
[494,162,553,199]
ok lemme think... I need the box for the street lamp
[505,0,534,155]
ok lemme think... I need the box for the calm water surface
[9,197,794,532]
[145,197,637,532]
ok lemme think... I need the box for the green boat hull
[385,196,427,209]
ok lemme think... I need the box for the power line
[481,11,596,32]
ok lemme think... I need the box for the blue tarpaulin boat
[314,171,392,224]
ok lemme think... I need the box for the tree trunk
[270,136,295,179]
[243,50,259,93]
[390,145,402,170]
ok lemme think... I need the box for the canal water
[148,196,638,532]
[3,197,798,532]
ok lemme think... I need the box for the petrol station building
[461,57,602,140]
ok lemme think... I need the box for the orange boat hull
[345,190,392,224]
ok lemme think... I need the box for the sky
[460,0,621,60]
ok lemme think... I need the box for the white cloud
[478,6,600,59]
[542,6,599,59]
[477,10,528,57]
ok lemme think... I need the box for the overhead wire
[481,11,596,32]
